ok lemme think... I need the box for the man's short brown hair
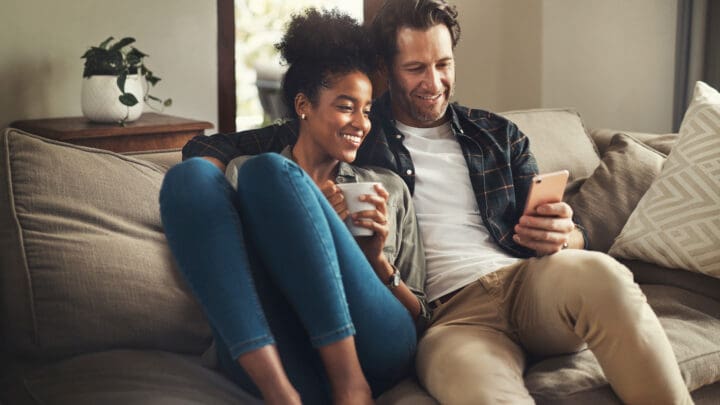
[371,0,461,68]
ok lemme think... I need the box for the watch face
[390,271,400,288]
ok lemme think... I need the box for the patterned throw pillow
[609,81,720,277]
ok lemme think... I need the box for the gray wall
[454,0,678,133]
[0,0,217,131]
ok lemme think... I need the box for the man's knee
[417,326,532,405]
[549,250,636,301]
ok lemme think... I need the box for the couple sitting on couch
[159,0,693,404]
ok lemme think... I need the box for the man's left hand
[513,202,579,256]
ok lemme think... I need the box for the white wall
[0,0,217,131]
[453,0,678,133]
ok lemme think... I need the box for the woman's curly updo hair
[275,8,376,119]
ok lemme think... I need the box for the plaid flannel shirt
[183,92,586,258]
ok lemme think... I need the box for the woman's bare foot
[237,346,302,405]
[317,337,374,405]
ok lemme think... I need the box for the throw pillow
[609,81,720,277]
[0,129,211,358]
[568,133,666,252]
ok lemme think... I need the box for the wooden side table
[10,113,213,153]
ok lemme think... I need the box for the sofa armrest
[126,149,182,170]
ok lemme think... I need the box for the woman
[159,9,428,405]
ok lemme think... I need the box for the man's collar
[372,91,464,135]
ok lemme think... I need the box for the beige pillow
[569,133,666,252]
[609,81,720,277]
[0,129,211,359]
[500,108,600,182]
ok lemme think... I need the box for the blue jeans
[159,154,416,403]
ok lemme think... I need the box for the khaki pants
[416,250,692,405]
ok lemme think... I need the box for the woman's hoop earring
[300,113,306,120]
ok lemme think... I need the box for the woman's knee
[237,153,300,194]
[160,157,230,215]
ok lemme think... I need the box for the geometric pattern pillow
[609,81,720,278]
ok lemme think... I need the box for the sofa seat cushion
[525,284,720,402]
[378,283,720,404]
[0,129,211,359]
[20,350,261,405]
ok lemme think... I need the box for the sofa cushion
[21,350,260,405]
[525,284,720,402]
[378,284,720,404]
[500,108,600,182]
[609,81,720,278]
[590,128,678,156]
[623,260,720,303]
[127,149,182,169]
[0,129,211,359]
[568,133,666,252]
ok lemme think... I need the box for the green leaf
[99,37,114,49]
[116,74,127,92]
[126,53,141,66]
[110,37,136,51]
[80,47,97,59]
[146,75,160,86]
[128,47,148,58]
[119,93,139,106]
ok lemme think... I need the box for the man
[360,2,691,403]
[184,1,692,403]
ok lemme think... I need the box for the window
[224,0,363,132]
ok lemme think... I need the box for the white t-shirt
[396,121,518,302]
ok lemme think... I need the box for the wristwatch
[386,266,401,290]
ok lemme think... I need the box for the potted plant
[81,36,171,125]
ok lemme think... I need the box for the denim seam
[281,159,354,337]
[228,334,276,359]
[310,324,356,347]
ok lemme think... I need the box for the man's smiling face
[388,24,455,128]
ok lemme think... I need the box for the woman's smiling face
[299,70,373,163]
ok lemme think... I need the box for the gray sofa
[1,108,719,404]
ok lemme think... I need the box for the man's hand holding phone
[513,170,580,256]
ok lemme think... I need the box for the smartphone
[523,170,569,215]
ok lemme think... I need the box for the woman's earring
[300,113,306,120]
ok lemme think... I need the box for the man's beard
[391,80,455,126]
[409,90,452,124]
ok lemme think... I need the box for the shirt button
[406,169,413,175]
[395,134,402,139]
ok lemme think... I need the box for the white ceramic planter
[81,74,144,123]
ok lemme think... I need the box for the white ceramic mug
[336,182,380,236]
